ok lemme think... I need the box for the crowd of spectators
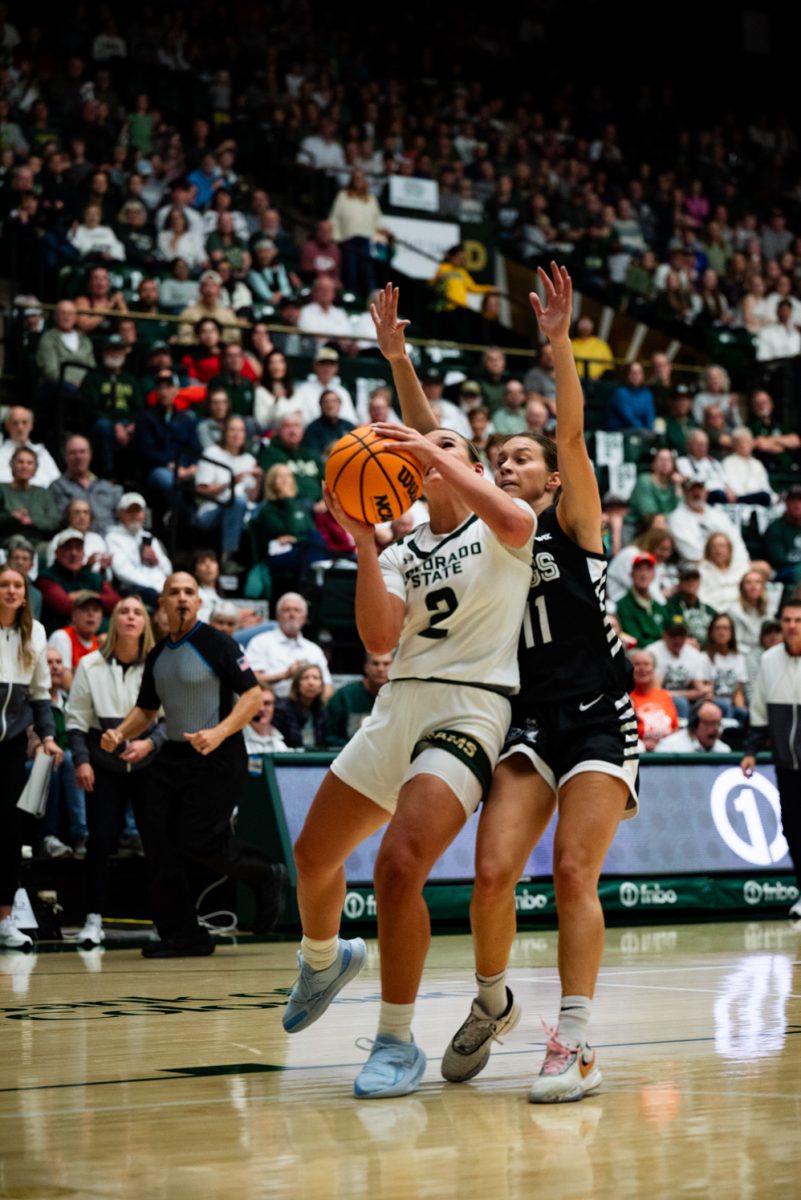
[3,4,801,878]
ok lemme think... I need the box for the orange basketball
[325,425,424,524]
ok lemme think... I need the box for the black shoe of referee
[250,863,289,934]
[142,938,216,958]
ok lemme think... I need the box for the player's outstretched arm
[324,485,405,654]
[373,423,534,549]
[531,263,603,553]
[371,284,438,435]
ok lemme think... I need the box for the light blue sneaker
[282,937,366,1033]
[353,1034,427,1099]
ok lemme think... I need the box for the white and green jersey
[380,501,535,693]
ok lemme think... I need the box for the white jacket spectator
[106,493,172,596]
[757,303,801,361]
[297,278,351,346]
[0,406,59,487]
[721,429,776,501]
[68,208,126,261]
[654,725,730,753]
[676,430,729,493]
[667,482,749,569]
[289,376,358,427]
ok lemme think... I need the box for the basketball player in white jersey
[370,267,638,1103]
[282,419,535,1099]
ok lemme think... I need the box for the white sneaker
[0,916,33,950]
[77,913,105,947]
[528,1022,602,1104]
[441,987,522,1082]
[40,835,73,858]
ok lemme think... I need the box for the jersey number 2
[522,595,553,647]
[419,587,459,639]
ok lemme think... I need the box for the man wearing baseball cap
[289,345,358,426]
[47,590,104,688]
[663,564,717,644]
[106,493,173,607]
[668,476,750,567]
[615,552,667,646]
[175,270,244,345]
[38,529,121,633]
[645,614,713,720]
[133,373,201,504]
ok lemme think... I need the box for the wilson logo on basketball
[397,465,420,501]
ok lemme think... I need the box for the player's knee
[374,844,427,897]
[473,856,518,902]
[293,831,335,880]
[553,855,595,903]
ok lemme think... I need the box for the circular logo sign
[343,892,366,919]
[619,882,640,907]
[710,768,788,866]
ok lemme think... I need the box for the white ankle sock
[476,970,508,1019]
[557,995,592,1048]
[377,1001,415,1042]
[301,934,340,971]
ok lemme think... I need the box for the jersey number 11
[522,595,552,648]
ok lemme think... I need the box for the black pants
[0,735,35,908]
[137,743,272,941]
[84,766,148,916]
[776,768,801,889]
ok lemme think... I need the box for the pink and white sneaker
[528,1022,602,1103]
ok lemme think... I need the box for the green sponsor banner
[339,875,799,926]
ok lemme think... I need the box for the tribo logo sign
[710,769,789,867]
[743,880,799,906]
[619,882,677,907]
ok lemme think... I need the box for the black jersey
[137,621,258,763]
[514,505,631,710]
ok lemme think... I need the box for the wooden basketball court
[1,920,800,1199]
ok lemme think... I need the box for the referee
[102,572,287,957]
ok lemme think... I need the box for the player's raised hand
[370,283,410,362]
[322,483,375,544]
[529,262,573,344]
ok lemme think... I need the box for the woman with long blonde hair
[0,566,62,948]
[66,595,165,946]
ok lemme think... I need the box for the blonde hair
[102,596,154,664]
[0,567,35,670]
[263,463,297,501]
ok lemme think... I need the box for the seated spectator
[629,648,679,752]
[570,314,614,381]
[0,447,60,543]
[720,427,775,505]
[646,614,713,720]
[73,265,128,338]
[209,601,241,637]
[663,564,717,645]
[193,548,224,619]
[607,362,655,432]
[297,277,352,347]
[468,406,492,465]
[478,347,510,412]
[746,389,800,472]
[248,238,293,305]
[181,317,224,383]
[106,492,172,608]
[214,257,254,314]
[430,243,498,312]
[299,219,342,287]
[626,447,682,529]
[646,352,674,409]
[523,396,552,437]
[157,206,207,271]
[38,529,120,633]
[207,342,260,421]
[655,269,700,328]
[194,415,262,572]
[4,536,42,619]
[302,390,356,455]
[206,211,250,276]
[676,430,733,503]
[746,617,783,688]
[68,202,125,261]
[702,613,749,722]
[35,299,96,392]
[117,200,158,267]
[197,386,232,450]
[175,270,243,344]
[695,268,732,327]
[79,335,143,476]
[728,569,775,659]
[653,701,731,753]
[0,406,59,487]
[246,592,333,699]
[607,521,677,606]
[249,463,329,587]
[47,590,103,689]
[252,349,295,429]
[756,299,801,361]
[258,413,324,505]
[738,274,773,334]
[692,364,740,429]
[698,532,744,612]
[244,684,288,754]
[128,278,171,345]
[272,662,328,749]
[667,478,750,568]
[491,379,527,435]
[762,484,801,586]
[49,435,122,534]
[615,553,667,646]
[324,651,392,746]
[133,371,201,504]
[46,498,111,576]
[160,258,199,311]
[661,386,700,456]
[701,403,733,458]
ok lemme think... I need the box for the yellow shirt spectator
[570,316,614,380]
[431,246,497,311]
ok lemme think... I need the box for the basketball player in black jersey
[371,267,639,1103]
